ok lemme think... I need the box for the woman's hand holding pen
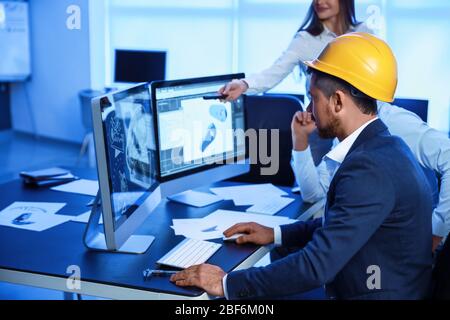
[218,79,248,101]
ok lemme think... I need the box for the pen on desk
[143,269,179,280]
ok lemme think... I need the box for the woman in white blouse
[219,0,372,100]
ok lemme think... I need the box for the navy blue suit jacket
[227,119,433,300]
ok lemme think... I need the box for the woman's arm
[244,32,310,95]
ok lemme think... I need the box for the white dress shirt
[244,23,373,96]
[292,102,450,238]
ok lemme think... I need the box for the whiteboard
[0,1,31,82]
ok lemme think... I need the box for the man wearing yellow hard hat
[171,33,433,300]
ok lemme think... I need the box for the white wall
[385,1,450,132]
[10,0,104,143]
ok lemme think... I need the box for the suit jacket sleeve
[280,218,323,248]
[226,155,396,299]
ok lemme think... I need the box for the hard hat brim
[302,60,395,103]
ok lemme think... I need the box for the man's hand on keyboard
[170,264,226,297]
[223,222,274,245]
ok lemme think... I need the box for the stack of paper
[210,183,288,206]
[69,211,103,224]
[0,202,72,232]
[19,167,78,187]
[170,209,296,240]
[51,179,99,197]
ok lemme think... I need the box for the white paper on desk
[172,218,204,228]
[210,183,288,206]
[205,210,296,231]
[167,190,223,207]
[170,209,296,240]
[0,201,69,231]
[70,211,103,224]
[51,179,99,197]
[245,197,295,215]
[171,218,223,239]
[0,213,72,232]
[177,229,223,241]
[0,202,66,216]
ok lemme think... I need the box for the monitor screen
[152,74,246,181]
[98,84,159,230]
[114,49,166,84]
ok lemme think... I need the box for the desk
[0,168,319,300]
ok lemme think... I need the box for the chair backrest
[393,98,429,122]
[433,235,450,299]
[229,94,303,186]
[264,92,305,104]
[79,89,114,133]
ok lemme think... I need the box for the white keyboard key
[157,238,222,269]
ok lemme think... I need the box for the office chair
[433,234,450,299]
[264,92,305,104]
[393,98,429,122]
[78,89,111,167]
[229,94,303,187]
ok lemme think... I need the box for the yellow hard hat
[304,32,397,103]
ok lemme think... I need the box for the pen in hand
[143,269,178,280]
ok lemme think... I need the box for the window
[103,0,450,132]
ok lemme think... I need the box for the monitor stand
[83,192,155,254]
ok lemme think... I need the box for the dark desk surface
[0,168,311,298]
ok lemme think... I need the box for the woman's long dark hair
[298,0,359,36]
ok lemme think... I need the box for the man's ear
[332,90,346,114]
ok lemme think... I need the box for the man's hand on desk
[171,223,274,295]
[170,264,226,297]
[223,222,274,245]
[291,108,317,151]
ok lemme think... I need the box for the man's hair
[309,68,378,115]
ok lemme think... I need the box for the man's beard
[317,114,340,139]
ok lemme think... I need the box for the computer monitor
[150,73,250,197]
[86,83,162,254]
[114,49,166,84]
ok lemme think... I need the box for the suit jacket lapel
[325,119,390,223]
[346,119,389,159]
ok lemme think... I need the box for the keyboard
[246,197,295,215]
[157,238,222,269]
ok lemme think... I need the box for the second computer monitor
[114,49,166,84]
[151,74,249,196]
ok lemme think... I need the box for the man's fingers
[222,83,232,95]
[170,270,188,282]
[175,276,199,287]
[175,280,191,287]
[223,223,253,237]
[235,234,253,245]
[170,265,200,281]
